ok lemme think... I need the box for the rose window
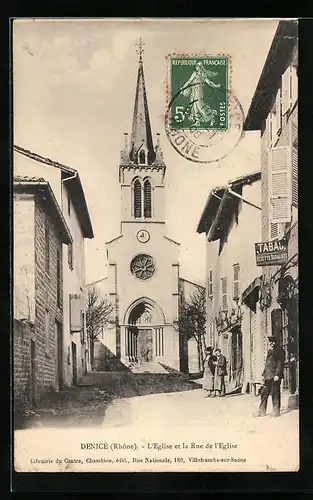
[130,254,155,280]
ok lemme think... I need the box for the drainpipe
[227,187,261,211]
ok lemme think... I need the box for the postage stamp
[165,54,244,164]
[170,56,229,131]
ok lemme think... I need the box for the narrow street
[14,372,299,472]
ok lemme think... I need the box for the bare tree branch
[179,285,206,369]
[86,285,114,341]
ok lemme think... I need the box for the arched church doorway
[125,299,165,363]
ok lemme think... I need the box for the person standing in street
[214,348,227,397]
[202,347,217,398]
[257,336,285,417]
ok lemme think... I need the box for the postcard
[12,17,299,473]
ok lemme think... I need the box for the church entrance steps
[128,360,169,374]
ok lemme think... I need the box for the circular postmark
[165,82,244,164]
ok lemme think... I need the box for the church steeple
[119,40,166,222]
[129,39,156,166]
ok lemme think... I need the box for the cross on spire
[135,37,145,62]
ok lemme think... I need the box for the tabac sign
[255,239,288,266]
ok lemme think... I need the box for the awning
[242,276,262,303]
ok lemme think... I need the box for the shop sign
[255,238,288,266]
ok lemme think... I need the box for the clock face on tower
[137,229,150,243]
[130,254,155,280]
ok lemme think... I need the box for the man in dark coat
[214,348,227,397]
[257,336,285,417]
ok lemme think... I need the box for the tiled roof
[13,146,94,239]
[244,20,298,131]
[14,175,47,184]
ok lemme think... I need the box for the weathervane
[135,37,145,61]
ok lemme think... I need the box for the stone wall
[13,318,34,425]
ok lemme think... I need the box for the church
[105,47,182,372]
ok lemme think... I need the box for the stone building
[13,177,72,418]
[197,172,262,392]
[13,147,94,396]
[105,51,181,372]
[243,20,298,407]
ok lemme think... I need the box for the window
[134,180,142,218]
[57,249,61,307]
[44,308,50,354]
[130,254,155,280]
[132,178,153,219]
[68,243,73,270]
[139,150,146,165]
[233,263,240,300]
[44,217,50,274]
[221,277,227,311]
[144,180,152,218]
[208,269,213,297]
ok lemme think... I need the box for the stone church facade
[105,51,181,372]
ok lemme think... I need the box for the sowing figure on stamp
[179,61,221,127]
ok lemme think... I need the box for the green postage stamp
[170,56,229,131]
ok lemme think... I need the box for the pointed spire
[129,39,155,165]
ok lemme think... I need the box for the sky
[13,18,279,286]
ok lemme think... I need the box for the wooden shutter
[292,146,298,207]
[269,146,292,224]
[282,67,291,115]
[221,277,227,311]
[270,222,279,240]
[233,263,240,300]
[70,294,82,333]
[292,122,298,147]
